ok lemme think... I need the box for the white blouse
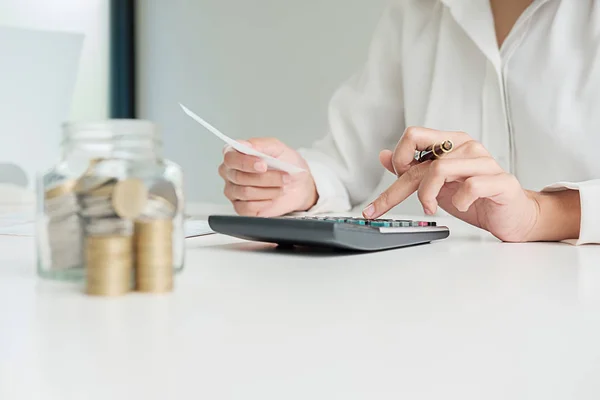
[298,0,600,245]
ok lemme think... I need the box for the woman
[218,0,600,245]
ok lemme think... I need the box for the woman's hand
[218,137,318,217]
[363,127,581,242]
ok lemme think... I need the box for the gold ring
[432,143,443,158]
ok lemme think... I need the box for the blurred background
[1,0,408,209]
[0,0,108,121]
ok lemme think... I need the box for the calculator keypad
[297,216,436,228]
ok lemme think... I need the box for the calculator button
[369,220,392,227]
[346,219,367,226]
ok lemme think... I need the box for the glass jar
[36,120,185,282]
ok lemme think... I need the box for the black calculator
[208,215,450,252]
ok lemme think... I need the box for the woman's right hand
[218,138,318,217]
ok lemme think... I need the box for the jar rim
[62,119,162,144]
[62,119,157,131]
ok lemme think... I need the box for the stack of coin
[134,219,174,293]
[44,180,83,270]
[85,235,134,296]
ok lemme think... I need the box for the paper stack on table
[0,216,214,238]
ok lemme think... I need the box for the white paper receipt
[179,103,306,174]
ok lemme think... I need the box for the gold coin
[136,267,172,275]
[135,248,173,258]
[135,234,173,243]
[86,235,133,254]
[136,273,172,281]
[86,235,133,244]
[136,251,172,259]
[86,279,132,289]
[136,278,173,293]
[87,272,132,284]
[136,254,172,263]
[134,219,173,232]
[86,257,134,268]
[86,283,132,297]
[137,270,172,278]
[135,235,173,242]
[135,237,173,248]
[86,271,132,293]
[137,268,173,276]
[135,243,173,251]
[86,256,133,296]
[45,180,77,199]
[87,256,133,265]
[136,275,173,283]
[87,264,133,275]
[87,253,132,262]
[112,178,149,219]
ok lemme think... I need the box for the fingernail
[254,162,267,172]
[282,175,291,184]
[363,203,375,218]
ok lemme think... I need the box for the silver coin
[140,196,176,219]
[47,225,84,270]
[47,210,81,225]
[75,176,116,194]
[45,193,78,209]
[50,254,83,270]
[148,180,178,211]
[48,230,83,246]
[47,214,82,228]
[79,195,112,207]
[47,225,81,239]
[46,206,79,221]
[47,220,83,235]
[79,201,117,218]
[45,196,79,216]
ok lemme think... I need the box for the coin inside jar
[112,178,149,219]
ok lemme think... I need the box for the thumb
[247,137,286,158]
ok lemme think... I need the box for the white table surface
[1,203,599,400]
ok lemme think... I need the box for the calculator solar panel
[208,215,450,252]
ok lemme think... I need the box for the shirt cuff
[542,180,600,245]
[297,155,352,215]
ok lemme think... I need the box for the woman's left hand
[362,127,580,242]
